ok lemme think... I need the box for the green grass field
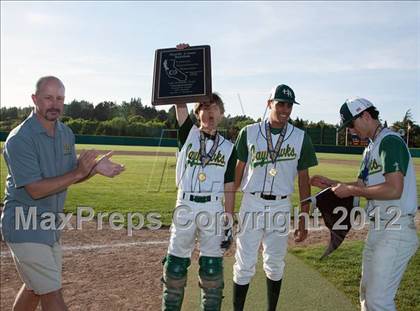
[76,143,178,152]
[0,154,365,225]
[1,147,419,225]
[289,236,420,311]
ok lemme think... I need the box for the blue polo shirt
[1,112,77,245]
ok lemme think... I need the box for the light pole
[335,127,339,146]
[407,123,411,146]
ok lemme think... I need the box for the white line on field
[0,240,168,258]
[0,225,346,258]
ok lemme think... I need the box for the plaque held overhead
[152,45,212,106]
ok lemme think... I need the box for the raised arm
[175,103,189,126]
[173,42,191,127]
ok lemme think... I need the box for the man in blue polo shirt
[1,76,124,311]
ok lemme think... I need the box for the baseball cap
[338,97,373,130]
[269,84,300,105]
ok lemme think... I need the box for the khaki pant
[7,242,62,295]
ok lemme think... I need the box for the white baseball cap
[338,97,374,130]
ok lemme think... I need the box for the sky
[1,1,419,125]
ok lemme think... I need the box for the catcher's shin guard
[198,256,224,311]
[266,277,282,311]
[233,282,249,311]
[161,254,191,311]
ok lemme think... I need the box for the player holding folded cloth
[311,97,418,311]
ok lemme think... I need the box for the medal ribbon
[361,125,384,185]
[199,131,220,168]
[361,148,371,184]
[265,120,288,164]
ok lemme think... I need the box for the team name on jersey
[250,143,297,168]
[366,158,383,176]
[185,143,226,167]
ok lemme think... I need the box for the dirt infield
[1,214,419,310]
[0,217,385,311]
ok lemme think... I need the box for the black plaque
[152,45,212,105]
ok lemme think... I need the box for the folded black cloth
[310,187,355,259]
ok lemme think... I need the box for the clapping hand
[95,151,125,178]
[77,150,100,178]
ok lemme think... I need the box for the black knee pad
[198,256,224,311]
[198,256,223,286]
[162,255,191,310]
[162,254,191,285]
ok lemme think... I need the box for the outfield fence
[1,131,419,157]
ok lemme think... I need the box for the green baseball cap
[269,84,300,105]
[338,97,373,130]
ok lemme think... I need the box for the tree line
[0,98,419,147]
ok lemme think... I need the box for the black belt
[182,193,217,203]
[250,192,287,201]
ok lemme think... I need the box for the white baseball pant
[233,192,291,285]
[360,215,418,311]
[168,197,225,258]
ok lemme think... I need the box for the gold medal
[198,172,207,182]
[269,168,277,177]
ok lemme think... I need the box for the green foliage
[65,118,85,134]
[93,101,119,121]
[125,122,149,137]
[391,109,420,147]
[1,99,419,145]
[145,119,165,128]
[0,120,16,132]
[65,100,94,120]
[128,115,145,123]
[80,120,99,135]
[217,115,256,140]
[0,106,32,125]
[1,106,18,120]
[107,117,128,135]
[119,98,143,120]
[291,116,307,129]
